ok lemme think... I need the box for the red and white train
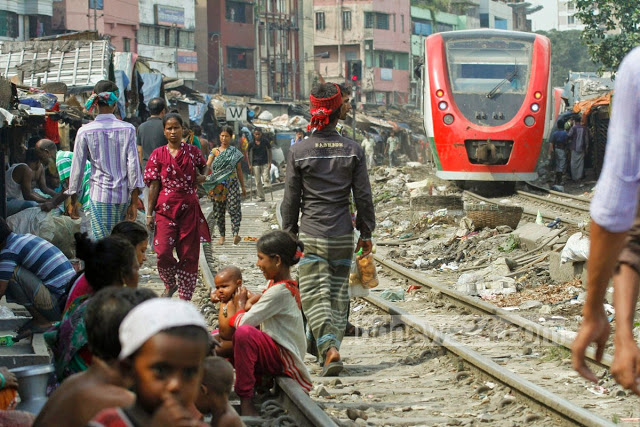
[423,29,552,182]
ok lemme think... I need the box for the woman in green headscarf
[204,125,247,245]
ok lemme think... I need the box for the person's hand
[146,215,155,231]
[126,203,137,221]
[611,337,640,395]
[196,173,206,184]
[149,393,200,427]
[241,187,247,198]
[40,201,55,212]
[355,238,373,258]
[210,289,220,303]
[572,308,610,383]
[233,286,248,310]
[0,367,18,389]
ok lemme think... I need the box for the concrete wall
[194,0,209,92]
[0,0,52,15]
[63,0,138,52]
[371,0,410,53]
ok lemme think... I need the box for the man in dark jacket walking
[281,83,376,376]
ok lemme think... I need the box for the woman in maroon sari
[144,113,211,300]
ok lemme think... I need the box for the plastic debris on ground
[379,289,405,302]
[561,232,590,263]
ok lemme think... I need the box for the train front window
[445,38,532,94]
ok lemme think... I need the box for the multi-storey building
[557,0,583,31]
[137,0,198,83]
[410,5,477,108]
[207,0,257,96]
[52,0,138,52]
[478,0,513,30]
[194,0,209,93]
[206,0,304,99]
[0,0,53,41]
[313,0,411,105]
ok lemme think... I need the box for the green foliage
[536,30,599,87]
[575,0,640,73]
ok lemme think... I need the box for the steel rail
[525,181,593,203]
[516,190,590,213]
[372,255,612,369]
[363,293,614,427]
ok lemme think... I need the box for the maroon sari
[144,143,211,300]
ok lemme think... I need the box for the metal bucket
[10,364,54,414]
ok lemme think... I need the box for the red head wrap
[308,83,343,132]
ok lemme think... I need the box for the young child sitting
[212,266,259,358]
[194,357,243,427]
[35,287,156,427]
[88,298,211,427]
[226,230,312,416]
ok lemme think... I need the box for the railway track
[197,191,621,426]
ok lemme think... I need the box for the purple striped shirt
[66,114,144,204]
[590,47,640,233]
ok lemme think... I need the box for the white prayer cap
[118,298,208,360]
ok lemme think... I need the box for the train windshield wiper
[486,67,518,99]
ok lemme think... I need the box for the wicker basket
[465,203,523,230]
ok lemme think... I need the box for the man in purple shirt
[66,80,144,239]
[572,47,640,395]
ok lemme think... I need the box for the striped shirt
[56,150,91,210]
[66,114,144,204]
[0,233,75,296]
[590,47,640,233]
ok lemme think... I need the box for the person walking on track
[144,113,211,300]
[204,125,247,246]
[281,82,376,377]
[67,80,144,239]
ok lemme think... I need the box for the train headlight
[534,91,542,99]
[438,101,448,111]
[443,114,454,125]
[530,103,540,112]
[436,89,444,97]
[524,116,535,126]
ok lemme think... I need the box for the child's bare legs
[214,338,234,358]
[240,398,259,417]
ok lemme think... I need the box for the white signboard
[226,106,247,122]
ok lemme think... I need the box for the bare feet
[324,346,341,366]
[233,235,241,245]
[218,236,225,245]
[240,398,259,417]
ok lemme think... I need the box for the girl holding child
[226,230,312,415]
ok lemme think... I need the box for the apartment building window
[123,38,131,52]
[0,11,18,38]
[480,13,489,28]
[494,17,508,30]
[375,51,409,70]
[226,1,252,23]
[316,12,325,30]
[437,23,454,32]
[375,13,389,30]
[364,12,374,29]
[342,11,352,30]
[567,15,575,25]
[227,48,254,69]
[401,15,404,33]
[137,25,195,49]
[413,20,432,36]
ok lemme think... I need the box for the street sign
[226,106,247,122]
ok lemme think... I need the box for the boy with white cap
[88,299,211,427]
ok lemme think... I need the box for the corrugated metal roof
[0,40,112,88]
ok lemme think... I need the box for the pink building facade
[53,0,138,52]
[313,0,411,105]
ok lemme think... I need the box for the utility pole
[352,83,356,140]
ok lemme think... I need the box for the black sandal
[161,285,178,298]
